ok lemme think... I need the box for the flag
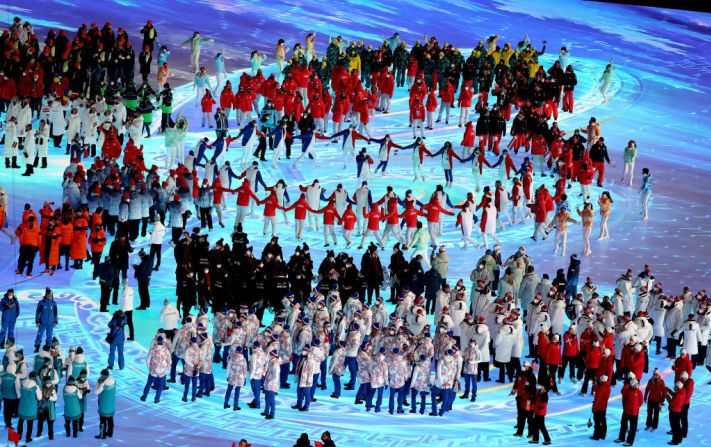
[8,428,20,446]
[315,442,324,447]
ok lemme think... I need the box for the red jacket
[220,87,235,109]
[399,206,424,229]
[546,341,562,366]
[531,135,547,156]
[258,193,285,217]
[683,378,694,405]
[286,195,314,221]
[668,388,685,412]
[562,331,579,357]
[363,206,391,231]
[410,100,425,121]
[533,393,548,416]
[314,203,341,226]
[673,355,693,382]
[235,181,258,207]
[629,350,645,382]
[592,381,611,411]
[426,91,438,112]
[461,123,476,147]
[201,94,216,113]
[621,385,644,416]
[644,377,666,404]
[585,346,602,369]
[458,86,473,107]
[340,207,357,230]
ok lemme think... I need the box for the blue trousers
[264,390,276,417]
[0,319,16,343]
[279,363,290,387]
[375,160,389,173]
[319,361,327,387]
[389,386,404,413]
[366,385,382,411]
[310,374,320,398]
[142,375,165,402]
[444,169,453,183]
[108,341,124,369]
[332,374,341,397]
[169,354,180,380]
[463,373,478,398]
[431,386,443,415]
[224,384,241,408]
[345,356,358,387]
[198,372,213,396]
[34,323,53,348]
[250,378,263,407]
[221,345,230,369]
[296,386,312,410]
[356,382,369,403]
[183,373,198,400]
[410,389,428,413]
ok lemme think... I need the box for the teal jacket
[63,386,82,420]
[18,380,41,420]
[97,377,117,417]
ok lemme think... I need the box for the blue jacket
[106,189,122,216]
[210,137,225,161]
[292,130,315,152]
[96,261,117,285]
[237,122,258,146]
[128,196,142,220]
[167,201,183,228]
[35,298,57,325]
[0,295,20,322]
[108,315,127,344]
[133,256,153,283]
[197,187,213,208]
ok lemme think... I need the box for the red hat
[174,195,180,202]
[476,316,486,323]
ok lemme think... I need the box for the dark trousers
[138,281,150,308]
[171,227,182,244]
[3,398,18,427]
[531,414,550,443]
[17,418,34,441]
[98,415,114,438]
[125,310,134,339]
[199,207,213,229]
[681,403,689,437]
[64,419,78,437]
[36,412,54,439]
[618,413,638,444]
[666,337,678,358]
[514,397,532,435]
[17,245,38,275]
[670,411,682,444]
[593,409,607,440]
[150,243,162,268]
[128,219,140,241]
[560,355,577,379]
[100,284,112,311]
[646,401,661,429]
[581,367,597,394]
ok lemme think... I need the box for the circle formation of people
[0,13,699,447]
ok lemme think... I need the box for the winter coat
[494,325,515,363]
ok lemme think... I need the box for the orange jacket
[89,228,107,254]
[58,221,74,245]
[39,226,62,267]
[70,217,89,260]
[16,221,41,247]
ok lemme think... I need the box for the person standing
[2,363,20,429]
[35,381,56,440]
[591,374,611,440]
[616,378,644,446]
[119,283,135,341]
[530,385,552,445]
[666,380,685,445]
[17,371,41,444]
[133,249,153,310]
[148,216,166,271]
[107,311,127,370]
[597,192,613,240]
[263,350,280,420]
[62,377,82,438]
[643,368,665,432]
[224,345,247,410]
[577,202,594,256]
[15,214,40,277]
[34,288,57,353]
[141,336,171,404]
[0,289,20,346]
[640,168,653,221]
[621,141,637,186]
[94,369,116,439]
[679,371,694,440]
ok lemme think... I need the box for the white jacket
[120,286,135,312]
[681,320,702,355]
[149,221,166,244]
[494,325,514,363]
[160,303,180,330]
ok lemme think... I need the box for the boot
[4,157,9,168]
[11,156,20,168]
[41,157,47,168]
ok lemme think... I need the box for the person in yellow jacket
[347,48,361,73]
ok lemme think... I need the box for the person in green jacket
[75,370,91,432]
[621,140,637,186]
[17,371,42,443]
[36,381,56,440]
[404,221,431,270]
[95,369,116,439]
[182,31,214,73]
[63,376,82,438]
[2,363,20,429]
